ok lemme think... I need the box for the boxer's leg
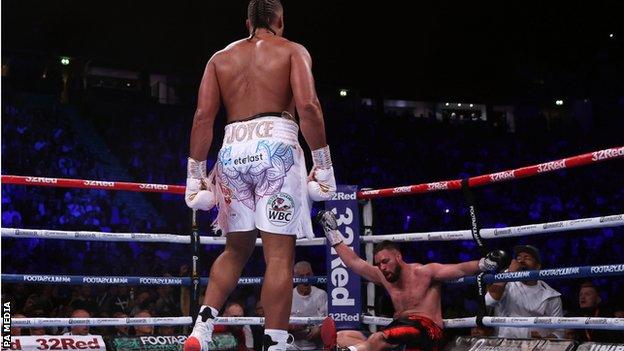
[203,230,258,307]
[185,231,256,351]
[260,231,295,328]
[260,231,295,350]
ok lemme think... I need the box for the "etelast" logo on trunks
[266,193,295,226]
[223,153,265,166]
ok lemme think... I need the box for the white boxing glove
[307,145,337,202]
[185,158,216,211]
[316,210,345,246]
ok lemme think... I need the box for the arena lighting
[609,33,614,38]
[60,57,70,66]
[555,99,564,106]
[457,103,462,107]
[445,103,450,106]
[339,89,348,97]
[469,104,474,107]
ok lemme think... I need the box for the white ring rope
[11,317,323,327]
[2,214,621,245]
[13,316,624,330]
[0,228,325,246]
[363,316,624,330]
[362,214,623,243]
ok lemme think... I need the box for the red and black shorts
[381,315,443,351]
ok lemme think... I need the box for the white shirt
[242,325,254,349]
[485,280,564,339]
[289,286,328,350]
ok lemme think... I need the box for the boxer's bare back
[197,30,315,123]
[191,29,325,159]
[215,32,294,121]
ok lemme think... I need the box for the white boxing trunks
[212,113,314,238]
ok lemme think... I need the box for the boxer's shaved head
[247,0,283,38]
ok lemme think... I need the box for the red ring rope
[2,146,622,199]
[0,176,185,194]
[357,146,623,199]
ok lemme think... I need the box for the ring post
[360,190,376,333]
[461,178,489,318]
[325,185,362,330]
[190,210,201,326]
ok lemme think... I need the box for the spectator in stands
[112,311,130,336]
[95,286,115,316]
[10,313,26,336]
[486,245,564,339]
[158,325,178,336]
[2,204,22,226]
[155,282,180,317]
[63,309,92,336]
[133,310,154,336]
[22,293,46,317]
[214,301,254,351]
[18,306,49,335]
[470,326,494,337]
[288,261,327,350]
[111,286,131,314]
[29,326,47,336]
[130,290,154,317]
[565,282,623,342]
[70,286,98,315]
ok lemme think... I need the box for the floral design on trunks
[217,139,295,210]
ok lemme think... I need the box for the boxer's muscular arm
[290,43,326,150]
[334,243,384,284]
[425,261,480,282]
[190,57,221,161]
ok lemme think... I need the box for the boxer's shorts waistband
[223,116,299,145]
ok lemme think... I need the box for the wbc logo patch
[266,193,295,226]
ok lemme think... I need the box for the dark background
[4,0,623,101]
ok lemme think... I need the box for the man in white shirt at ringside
[288,261,328,350]
[486,245,564,339]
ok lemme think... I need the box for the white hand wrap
[307,145,337,202]
[185,158,216,211]
[317,210,344,246]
